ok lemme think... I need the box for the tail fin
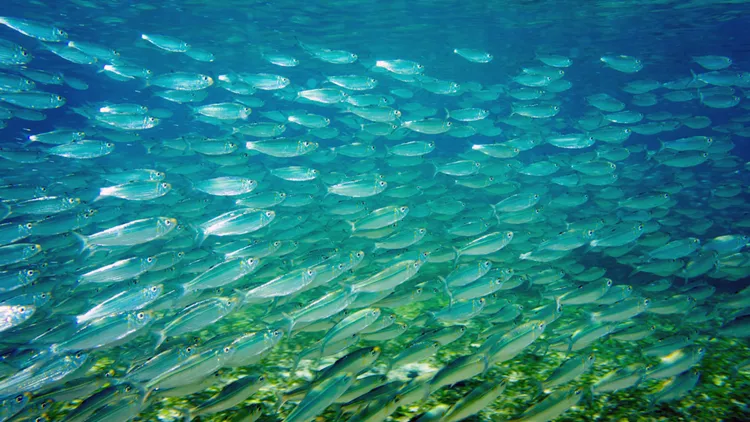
[689,69,699,88]
[452,246,461,267]
[439,276,454,306]
[531,378,544,399]
[282,312,296,339]
[72,232,94,257]
[194,227,207,248]
[430,160,439,178]
[489,204,500,224]
[151,330,166,351]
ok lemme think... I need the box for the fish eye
[147,257,153,263]
[26,270,35,276]
[56,96,63,101]
[21,50,29,56]
[75,351,83,358]
[224,346,231,353]
[644,299,650,305]
[506,232,513,238]
[137,312,145,319]
[164,219,172,226]
[150,286,158,292]
[161,182,169,188]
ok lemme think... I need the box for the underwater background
[0,0,749,421]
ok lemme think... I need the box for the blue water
[0,1,749,421]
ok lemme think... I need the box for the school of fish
[0,4,749,422]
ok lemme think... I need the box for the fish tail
[152,330,166,351]
[489,204,500,224]
[451,246,461,267]
[274,396,287,413]
[422,382,433,402]
[531,378,544,398]
[322,185,333,199]
[583,243,595,254]
[689,69,698,87]
[71,231,93,256]
[291,355,302,373]
[194,228,207,248]
[174,283,188,299]
[92,188,108,203]
[480,352,491,375]
[430,160,439,178]
[282,312,295,339]
[438,276,454,305]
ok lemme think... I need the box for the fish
[0,6,745,422]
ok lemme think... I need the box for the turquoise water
[0,1,749,421]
